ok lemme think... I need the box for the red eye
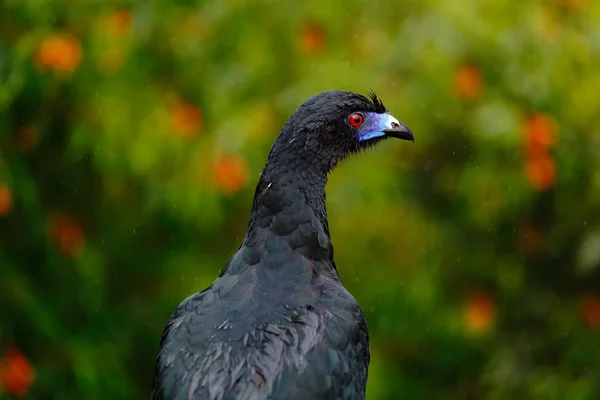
[348,113,364,127]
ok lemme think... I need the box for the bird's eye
[348,113,364,128]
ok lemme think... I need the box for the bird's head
[271,90,413,173]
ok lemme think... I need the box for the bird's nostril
[391,121,400,129]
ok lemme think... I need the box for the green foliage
[1,0,600,398]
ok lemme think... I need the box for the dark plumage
[152,90,413,400]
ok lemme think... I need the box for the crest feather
[367,90,387,113]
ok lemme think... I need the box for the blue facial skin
[355,112,400,141]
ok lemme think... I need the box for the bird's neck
[251,133,333,236]
[243,154,337,276]
[252,166,330,234]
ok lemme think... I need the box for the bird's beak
[382,122,414,142]
[356,113,414,142]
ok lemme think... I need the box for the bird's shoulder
[159,252,361,351]
[153,255,368,400]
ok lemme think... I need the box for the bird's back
[152,250,369,400]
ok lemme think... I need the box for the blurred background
[1,0,600,399]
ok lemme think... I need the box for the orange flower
[524,113,559,155]
[36,33,82,74]
[212,154,250,194]
[454,65,482,99]
[582,296,600,330]
[49,213,86,257]
[171,103,202,139]
[0,348,34,396]
[299,22,326,54]
[16,124,39,153]
[106,10,132,38]
[0,184,13,216]
[526,151,556,191]
[463,289,496,334]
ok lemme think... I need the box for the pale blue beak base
[356,112,403,141]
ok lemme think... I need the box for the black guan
[152,90,413,400]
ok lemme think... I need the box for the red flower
[525,150,556,191]
[50,213,86,257]
[0,184,13,217]
[582,296,600,330]
[524,113,559,154]
[36,33,82,74]
[171,103,203,139]
[522,113,559,191]
[0,348,34,396]
[212,154,250,195]
[463,289,496,334]
[454,65,482,100]
[299,22,326,54]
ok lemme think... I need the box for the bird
[152,90,414,400]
